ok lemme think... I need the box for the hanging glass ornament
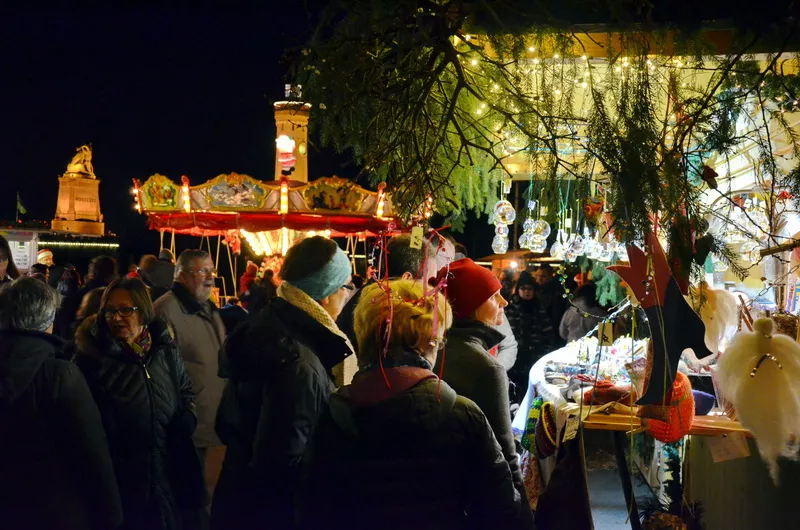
[518,232,532,249]
[493,200,517,225]
[492,234,509,254]
[564,248,578,263]
[530,236,548,253]
[569,233,586,256]
[584,238,601,260]
[712,256,729,272]
[523,218,535,231]
[532,219,551,238]
[596,244,614,262]
[495,224,509,236]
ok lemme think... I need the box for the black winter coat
[0,329,122,530]
[75,316,200,530]
[506,295,557,400]
[434,320,533,527]
[304,369,528,530]
[212,297,352,530]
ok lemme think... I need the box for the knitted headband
[286,246,352,301]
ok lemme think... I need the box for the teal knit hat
[286,246,352,301]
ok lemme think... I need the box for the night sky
[1,5,362,269]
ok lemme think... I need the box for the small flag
[16,192,27,215]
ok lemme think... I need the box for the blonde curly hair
[354,279,452,369]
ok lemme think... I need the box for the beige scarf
[277,282,357,386]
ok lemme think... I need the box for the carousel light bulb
[581,55,587,60]
[480,103,487,108]
[475,109,483,115]
[464,34,471,41]
[280,178,289,214]
[553,53,559,59]
[528,46,535,52]
[470,58,478,66]
[182,186,191,213]
[533,58,540,65]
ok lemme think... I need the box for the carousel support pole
[226,241,236,297]
[159,229,165,251]
[170,230,176,257]
[612,431,641,530]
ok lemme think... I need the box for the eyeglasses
[104,306,138,319]
[188,268,217,277]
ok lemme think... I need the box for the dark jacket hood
[220,297,352,381]
[74,314,173,362]
[0,329,67,405]
[329,375,457,439]
[448,319,504,351]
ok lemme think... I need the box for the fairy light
[470,58,478,66]
[38,241,120,249]
[180,176,191,213]
[424,195,433,219]
[280,177,289,214]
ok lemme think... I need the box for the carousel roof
[134,172,396,237]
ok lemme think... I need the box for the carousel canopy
[134,172,396,237]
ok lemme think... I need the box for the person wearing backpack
[212,236,355,529]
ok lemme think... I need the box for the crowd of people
[0,231,608,529]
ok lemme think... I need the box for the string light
[38,241,120,249]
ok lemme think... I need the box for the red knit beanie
[438,259,502,319]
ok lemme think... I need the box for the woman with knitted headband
[212,236,355,530]
[303,279,528,529]
[433,258,534,526]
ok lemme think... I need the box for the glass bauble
[584,239,600,260]
[550,241,565,259]
[523,218,535,231]
[712,257,729,272]
[530,236,548,253]
[518,232,532,249]
[532,220,551,238]
[569,234,586,255]
[493,200,517,225]
[495,224,509,236]
[492,235,509,254]
[596,244,614,262]
[564,249,578,263]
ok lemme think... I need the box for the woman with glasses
[302,280,527,529]
[0,235,21,287]
[213,236,355,530]
[75,278,206,530]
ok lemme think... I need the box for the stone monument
[51,144,105,236]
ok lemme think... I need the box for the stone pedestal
[51,176,105,235]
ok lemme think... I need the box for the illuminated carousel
[133,87,397,296]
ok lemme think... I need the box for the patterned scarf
[277,282,356,386]
[120,327,152,360]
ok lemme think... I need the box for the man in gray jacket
[154,249,226,489]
